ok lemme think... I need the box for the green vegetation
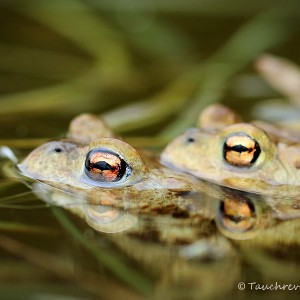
[0,0,299,298]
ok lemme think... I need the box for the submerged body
[14,109,300,298]
[18,110,300,219]
[16,110,299,228]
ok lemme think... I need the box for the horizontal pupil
[93,161,117,171]
[230,144,250,153]
[223,134,261,167]
[84,149,129,182]
[226,214,244,223]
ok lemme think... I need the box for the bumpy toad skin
[161,104,300,197]
[13,110,300,299]
[18,108,297,219]
[18,114,220,216]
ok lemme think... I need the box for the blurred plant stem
[52,207,153,296]
[160,5,295,138]
[0,0,133,115]
[0,221,57,234]
[0,233,145,299]
[1,0,298,139]
[0,43,90,80]
[19,0,132,74]
[0,191,36,204]
[255,54,300,104]
[106,3,297,138]
[0,179,20,192]
[0,136,168,149]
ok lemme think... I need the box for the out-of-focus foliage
[0,1,300,299]
[0,0,299,144]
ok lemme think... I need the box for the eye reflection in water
[215,190,262,240]
[84,203,137,233]
[31,182,138,233]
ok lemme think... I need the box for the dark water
[0,1,300,299]
[0,163,299,300]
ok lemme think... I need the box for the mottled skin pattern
[15,110,300,298]
[18,113,220,216]
[18,111,300,219]
[161,104,300,197]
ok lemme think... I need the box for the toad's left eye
[84,149,130,182]
[223,133,261,167]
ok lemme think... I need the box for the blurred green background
[0,1,300,299]
[0,0,300,144]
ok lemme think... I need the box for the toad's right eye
[84,149,130,182]
[223,133,261,167]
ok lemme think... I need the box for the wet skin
[18,113,219,216]
[28,178,300,298]
[15,111,300,298]
[18,111,300,219]
[161,104,300,197]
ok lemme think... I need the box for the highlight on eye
[223,133,261,167]
[84,149,130,182]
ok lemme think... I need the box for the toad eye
[84,149,130,182]
[223,133,261,167]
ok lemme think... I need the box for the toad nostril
[186,137,195,143]
[54,147,63,153]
